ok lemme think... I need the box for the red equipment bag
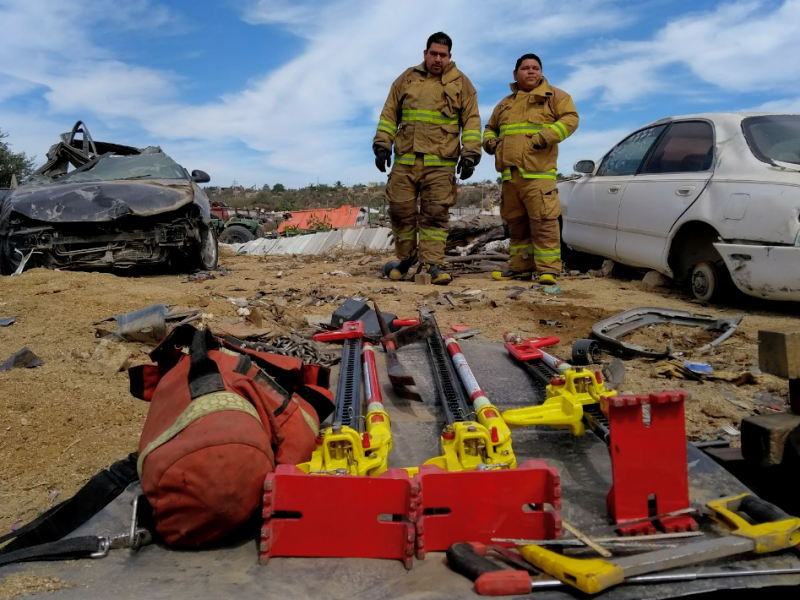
[128,325,333,547]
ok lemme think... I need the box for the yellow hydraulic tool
[501,333,616,436]
[296,323,393,476]
[406,313,516,475]
[517,493,800,595]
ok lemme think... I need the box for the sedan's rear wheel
[691,261,729,302]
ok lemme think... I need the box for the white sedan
[559,112,800,302]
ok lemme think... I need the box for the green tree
[279,196,297,211]
[261,183,271,191]
[0,129,35,188]
[272,183,286,193]
[496,175,503,184]
[335,180,343,188]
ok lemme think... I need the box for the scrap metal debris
[0,348,44,372]
[592,307,744,359]
[0,317,15,327]
[94,303,203,344]
[222,334,339,367]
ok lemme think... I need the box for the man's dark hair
[515,53,542,72]
[426,32,452,52]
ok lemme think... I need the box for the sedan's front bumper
[716,243,800,301]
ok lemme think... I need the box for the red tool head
[313,321,364,342]
[504,336,560,361]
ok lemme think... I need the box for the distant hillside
[205,181,502,212]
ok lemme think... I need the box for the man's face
[424,43,451,75]
[514,59,542,91]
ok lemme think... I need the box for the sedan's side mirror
[191,170,211,184]
[573,160,595,175]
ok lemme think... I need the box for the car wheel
[195,224,219,271]
[690,261,729,302]
[219,225,255,244]
[255,225,265,238]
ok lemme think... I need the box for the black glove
[374,148,391,173]
[456,157,475,181]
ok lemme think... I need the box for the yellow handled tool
[517,494,800,594]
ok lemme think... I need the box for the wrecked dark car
[0,122,218,274]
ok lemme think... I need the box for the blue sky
[1,0,800,188]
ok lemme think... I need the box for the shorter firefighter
[483,54,578,285]
[373,32,482,285]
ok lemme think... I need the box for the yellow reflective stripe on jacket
[549,121,569,141]
[401,109,459,125]
[483,130,497,140]
[377,119,398,137]
[396,153,416,166]
[461,129,481,142]
[418,229,448,242]
[501,168,558,181]
[423,154,457,167]
[509,244,533,256]
[499,122,544,137]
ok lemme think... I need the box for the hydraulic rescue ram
[295,321,392,476]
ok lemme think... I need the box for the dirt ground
[0,247,797,542]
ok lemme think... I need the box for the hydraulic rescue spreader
[296,321,392,476]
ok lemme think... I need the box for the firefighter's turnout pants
[387,155,456,266]
[501,168,562,274]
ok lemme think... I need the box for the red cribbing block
[450,324,470,332]
[260,465,416,569]
[504,336,560,362]
[603,391,698,535]
[415,460,561,557]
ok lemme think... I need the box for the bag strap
[0,454,138,554]
[187,328,226,399]
[0,536,108,567]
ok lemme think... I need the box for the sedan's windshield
[743,115,800,165]
[26,152,187,185]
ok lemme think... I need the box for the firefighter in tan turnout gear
[374,32,482,285]
[484,54,578,285]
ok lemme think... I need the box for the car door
[615,120,714,269]
[564,125,667,259]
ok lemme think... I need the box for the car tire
[195,224,219,271]
[690,260,730,302]
[255,225,265,239]
[219,225,255,244]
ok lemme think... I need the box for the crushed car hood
[3,179,195,223]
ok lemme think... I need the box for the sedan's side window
[596,125,667,176]
[641,121,714,174]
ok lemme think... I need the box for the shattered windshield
[742,115,800,165]
[26,152,187,185]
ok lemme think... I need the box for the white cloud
[562,1,800,105]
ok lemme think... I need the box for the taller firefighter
[484,54,579,285]
[374,32,482,286]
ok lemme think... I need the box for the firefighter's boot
[491,270,533,281]
[382,251,418,280]
[538,273,558,286]
[426,264,452,286]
